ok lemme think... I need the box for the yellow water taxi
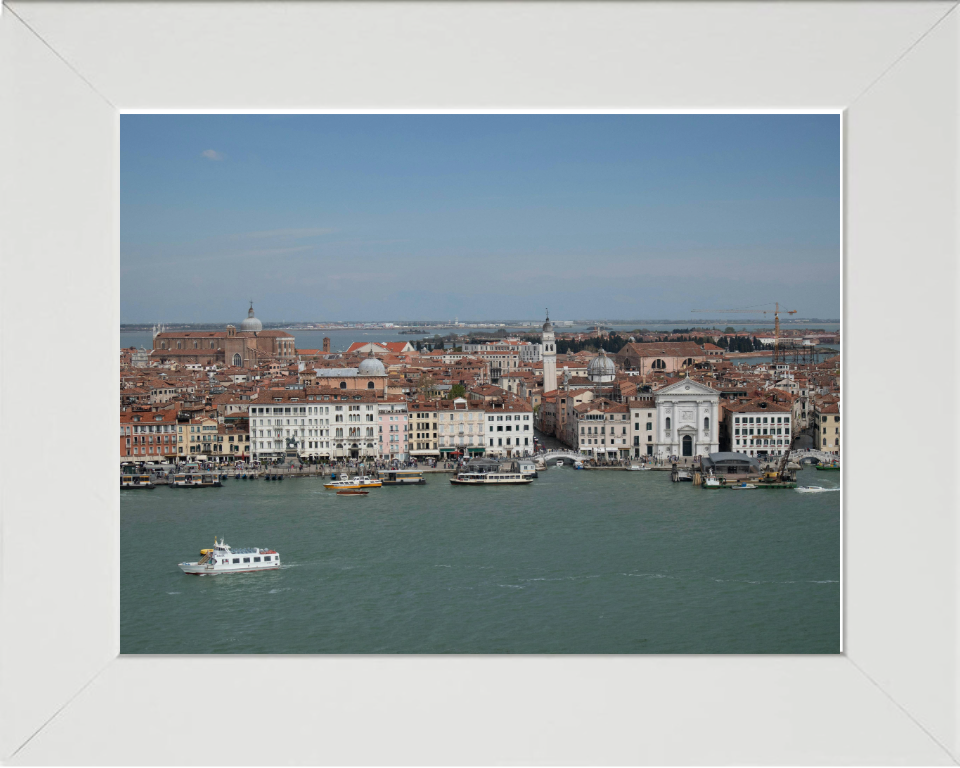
[323,475,382,490]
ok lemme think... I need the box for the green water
[121,467,840,654]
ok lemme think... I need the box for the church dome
[358,350,386,376]
[587,349,617,382]
[542,310,553,333]
[240,302,262,332]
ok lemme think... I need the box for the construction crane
[691,303,798,365]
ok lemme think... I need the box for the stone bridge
[789,449,839,464]
[538,450,591,464]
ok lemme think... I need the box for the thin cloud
[234,227,335,240]
[239,245,313,257]
[201,149,225,161]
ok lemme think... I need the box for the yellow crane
[691,303,798,365]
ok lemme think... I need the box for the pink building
[378,398,409,461]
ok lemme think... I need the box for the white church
[539,310,720,459]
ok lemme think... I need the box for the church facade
[649,377,720,459]
[151,304,295,369]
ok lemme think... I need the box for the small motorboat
[627,465,650,471]
[574,462,584,470]
[337,489,369,496]
[703,476,726,488]
[731,482,757,489]
[556,460,563,467]
[796,485,834,493]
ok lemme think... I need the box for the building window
[340,382,347,389]
[665,417,671,430]
[704,417,709,431]
[233,353,242,366]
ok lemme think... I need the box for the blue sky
[121,114,840,323]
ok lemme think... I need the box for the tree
[417,375,437,398]
[448,384,466,400]
[724,326,735,333]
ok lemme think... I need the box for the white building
[651,377,720,459]
[722,399,793,458]
[483,399,535,457]
[519,342,543,363]
[248,392,312,462]
[436,397,488,459]
[249,390,381,463]
[628,403,658,458]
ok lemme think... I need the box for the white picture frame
[1,1,957,763]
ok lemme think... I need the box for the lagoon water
[121,466,840,654]
[120,322,841,354]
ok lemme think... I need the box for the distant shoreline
[120,320,842,332]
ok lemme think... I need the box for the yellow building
[814,399,841,455]
[178,417,220,458]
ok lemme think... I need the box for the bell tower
[542,309,557,394]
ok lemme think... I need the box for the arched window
[651,359,666,370]
[683,358,694,367]
[367,381,374,389]
[177,341,182,349]
[339,382,347,389]
[233,353,242,367]
[704,416,709,431]
[665,417,671,430]
[161,342,167,349]
[193,341,198,349]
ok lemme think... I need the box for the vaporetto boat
[450,472,533,485]
[179,538,280,575]
[323,475,382,490]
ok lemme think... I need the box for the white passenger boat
[627,465,650,472]
[450,472,533,485]
[179,538,280,575]
[556,460,563,467]
[796,485,832,493]
[323,475,382,490]
[703,476,726,488]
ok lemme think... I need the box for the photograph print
[120,113,840,654]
